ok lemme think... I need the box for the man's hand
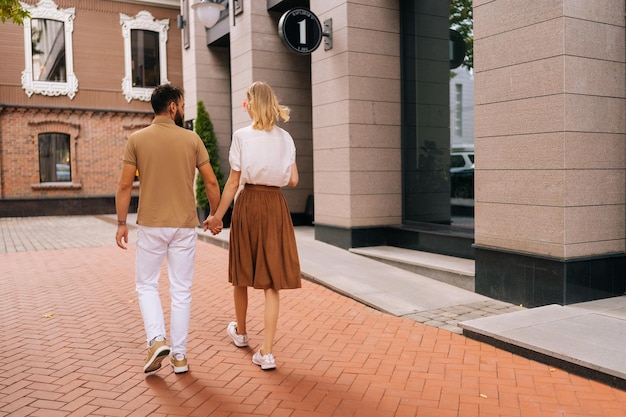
[116,224,129,249]
[203,215,223,235]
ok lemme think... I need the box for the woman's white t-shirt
[229,124,296,187]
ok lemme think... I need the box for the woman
[205,81,301,370]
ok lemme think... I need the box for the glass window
[450,155,465,168]
[31,18,66,82]
[131,29,160,88]
[21,0,78,99]
[38,133,71,183]
[454,84,463,136]
[120,11,170,102]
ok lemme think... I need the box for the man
[115,84,220,374]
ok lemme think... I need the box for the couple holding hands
[116,81,301,374]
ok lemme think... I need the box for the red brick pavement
[2,241,626,417]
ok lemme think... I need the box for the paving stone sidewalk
[2,216,626,416]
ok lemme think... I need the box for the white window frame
[20,0,78,100]
[120,11,169,102]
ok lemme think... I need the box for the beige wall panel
[478,169,625,206]
[349,100,400,126]
[348,2,399,32]
[315,194,352,227]
[564,132,626,169]
[348,52,400,79]
[476,170,565,206]
[349,76,400,103]
[314,78,350,106]
[349,148,400,172]
[564,95,625,133]
[564,0,624,25]
[313,101,350,129]
[564,205,625,244]
[349,124,400,149]
[311,1,401,229]
[283,188,310,212]
[251,32,287,52]
[314,148,350,173]
[474,57,564,105]
[475,202,566,257]
[475,95,564,138]
[313,124,350,149]
[565,241,626,258]
[474,0,564,40]
[287,121,313,141]
[475,133,565,170]
[311,0,346,15]
[565,17,625,62]
[477,204,626,258]
[311,53,349,85]
[252,50,310,73]
[350,194,401,226]
[564,170,625,206]
[350,170,402,195]
[314,171,351,195]
[475,18,564,72]
[348,27,400,56]
[564,57,625,98]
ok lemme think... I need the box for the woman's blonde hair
[246,81,290,131]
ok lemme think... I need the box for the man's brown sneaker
[143,337,170,373]
[170,353,189,374]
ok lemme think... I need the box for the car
[450,149,474,199]
[55,163,71,181]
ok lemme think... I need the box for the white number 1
[298,19,306,44]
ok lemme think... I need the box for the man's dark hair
[151,84,184,114]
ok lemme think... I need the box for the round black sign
[278,8,323,55]
[449,29,466,69]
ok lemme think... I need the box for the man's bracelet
[117,220,126,226]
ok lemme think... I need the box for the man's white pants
[135,226,196,355]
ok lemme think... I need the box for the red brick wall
[0,106,152,199]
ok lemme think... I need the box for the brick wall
[0,106,152,200]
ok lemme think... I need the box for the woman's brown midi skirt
[228,184,301,290]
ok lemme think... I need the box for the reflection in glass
[131,29,160,88]
[31,18,66,82]
[39,133,71,183]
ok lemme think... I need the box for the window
[454,84,463,136]
[131,30,160,87]
[21,0,78,99]
[38,133,70,182]
[120,11,170,102]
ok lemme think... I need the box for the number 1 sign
[278,8,325,55]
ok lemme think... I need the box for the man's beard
[174,110,184,127]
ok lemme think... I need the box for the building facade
[184,0,625,307]
[1,0,623,308]
[0,0,183,215]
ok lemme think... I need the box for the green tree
[1,0,29,25]
[195,100,224,210]
[450,0,473,70]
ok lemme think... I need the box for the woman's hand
[203,215,223,235]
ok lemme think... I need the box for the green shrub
[195,100,225,209]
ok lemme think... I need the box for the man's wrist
[117,220,126,226]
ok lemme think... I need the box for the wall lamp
[191,0,225,29]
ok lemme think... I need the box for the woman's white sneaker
[227,321,248,347]
[252,350,276,370]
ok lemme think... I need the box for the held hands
[203,215,223,235]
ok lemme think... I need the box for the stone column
[182,0,231,169]
[228,1,313,213]
[473,0,626,306]
[310,1,402,248]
